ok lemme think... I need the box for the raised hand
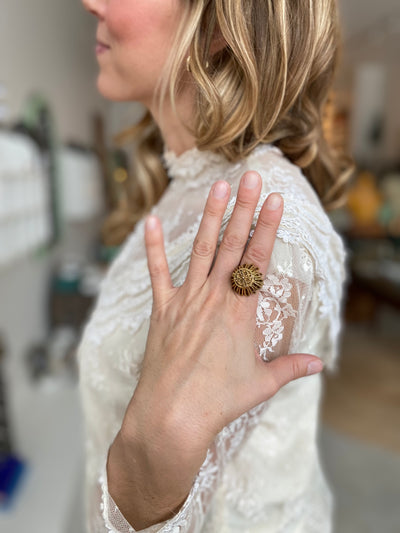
[107,171,323,530]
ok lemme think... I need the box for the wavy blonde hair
[111,0,352,243]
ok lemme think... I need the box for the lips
[95,37,111,55]
[96,39,110,48]
[96,43,110,55]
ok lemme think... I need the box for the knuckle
[192,238,214,259]
[204,204,221,219]
[257,215,279,232]
[149,261,166,279]
[290,358,304,380]
[245,245,267,265]
[235,195,255,211]
[221,232,246,253]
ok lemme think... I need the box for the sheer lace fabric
[77,144,346,533]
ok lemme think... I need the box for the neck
[146,86,196,156]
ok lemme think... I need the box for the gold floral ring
[230,264,263,296]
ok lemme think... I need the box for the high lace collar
[162,143,276,184]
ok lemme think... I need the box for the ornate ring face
[230,264,263,296]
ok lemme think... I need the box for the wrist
[118,416,208,485]
[107,429,190,530]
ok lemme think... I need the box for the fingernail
[243,172,260,189]
[146,215,158,230]
[307,360,324,376]
[213,181,229,198]
[266,193,282,210]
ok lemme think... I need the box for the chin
[96,77,126,101]
[96,74,148,104]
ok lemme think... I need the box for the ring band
[231,264,263,296]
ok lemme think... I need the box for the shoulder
[245,143,322,211]
[239,144,346,281]
[229,143,327,221]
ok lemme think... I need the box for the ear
[209,26,226,56]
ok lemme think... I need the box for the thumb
[255,354,324,403]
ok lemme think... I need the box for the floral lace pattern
[256,275,297,361]
[77,143,346,533]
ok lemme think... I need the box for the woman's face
[82,0,183,104]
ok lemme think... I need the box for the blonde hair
[112,0,352,243]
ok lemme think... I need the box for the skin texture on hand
[107,171,324,530]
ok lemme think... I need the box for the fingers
[253,354,324,405]
[240,193,283,277]
[211,171,263,280]
[185,181,230,288]
[144,215,173,306]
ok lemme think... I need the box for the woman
[79,1,350,532]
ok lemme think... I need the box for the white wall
[339,0,400,39]
[0,0,108,143]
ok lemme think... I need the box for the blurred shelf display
[59,146,104,222]
[49,259,102,331]
[0,131,51,268]
[335,162,400,324]
[323,89,352,158]
[342,167,400,241]
[343,227,400,323]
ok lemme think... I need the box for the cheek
[106,1,175,49]
[107,7,145,45]
[101,0,182,98]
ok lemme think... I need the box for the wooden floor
[321,317,400,455]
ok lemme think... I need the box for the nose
[82,0,106,18]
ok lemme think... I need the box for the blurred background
[0,1,399,532]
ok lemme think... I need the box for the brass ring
[231,264,263,296]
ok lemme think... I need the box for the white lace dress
[77,143,346,533]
